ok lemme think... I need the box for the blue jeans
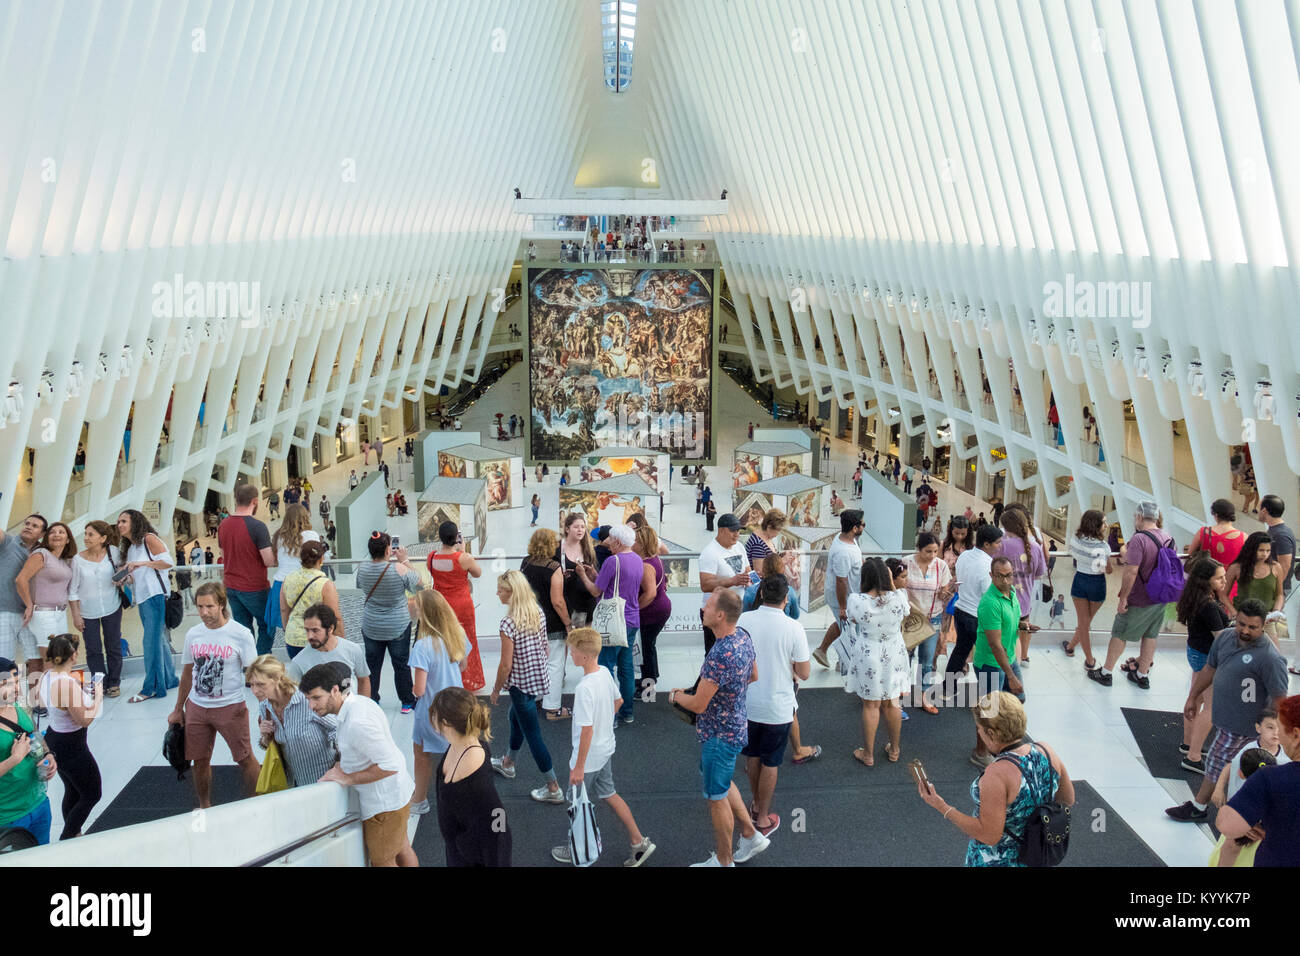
[530,506,539,524]
[7,796,51,845]
[228,587,272,655]
[138,594,179,699]
[909,615,942,689]
[598,626,638,721]
[974,660,1026,702]
[507,686,553,775]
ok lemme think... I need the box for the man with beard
[288,604,372,698]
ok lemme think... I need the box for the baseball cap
[717,513,741,531]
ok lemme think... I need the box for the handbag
[154,569,184,631]
[566,783,603,867]
[902,601,937,651]
[591,556,628,648]
[994,743,1070,867]
[256,739,290,794]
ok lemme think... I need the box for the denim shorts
[1186,646,1209,672]
[700,736,742,801]
[1070,572,1106,603]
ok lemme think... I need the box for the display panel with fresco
[807,552,828,612]
[774,453,805,477]
[481,459,512,510]
[732,452,761,490]
[473,484,488,555]
[662,556,692,591]
[560,488,651,531]
[418,502,461,544]
[579,454,660,492]
[528,267,715,461]
[438,452,468,478]
[734,490,773,536]
[787,488,821,527]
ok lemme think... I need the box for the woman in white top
[69,520,126,697]
[266,505,320,635]
[903,532,953,715]
[843,557,911,767]
[117,509,179,703]
[1062,509,1113,671]
[38,634,103,839]
[15,521,77,689]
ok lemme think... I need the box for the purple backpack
[1137,530,1185,603]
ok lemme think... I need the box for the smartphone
[909,759,931,791]
[391,535,400,548]
[111,567,131,586]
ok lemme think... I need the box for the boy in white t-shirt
[1209,708,1289,867]
[550,627,656,868]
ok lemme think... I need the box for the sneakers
[1165,800,1208,822]
[530,785,565,805]
[899,708,909,721]
[1087,668,1113,686]
[400,702,415,715]
[490,757,516,779]
[811,648,829,668]
[624,837,657,867]
[1180,757,1206,775]
[690,852,733,867]
[755,813,781,838]
[1019,657,1030,668]
[551,844,572,864]
[409,798,431,816]
[1126,669,1151,690]
[621,714,635,725]
[32,705,48,718]
[733,829,770,863]
[1178,743,1190,756]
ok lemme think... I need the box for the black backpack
[994,742,1070,866]
[163,722,190,780]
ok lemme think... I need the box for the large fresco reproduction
[528,267,715,461]
[735,490,774,536]
[482,459,512,511]
[732,452,761,490]
[787,488,821,528]
[438,451,468,478]
[579,454,661,492]
[473,484,488,555]
[417,502,460,544]
[775,453,805,477]
[560,488,651,531]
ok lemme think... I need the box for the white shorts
[0,611,37,661]
[26,608,70,646]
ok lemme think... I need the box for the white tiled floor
[33,364,1299,863]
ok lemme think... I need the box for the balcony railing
[60,481,92,522]
[1121,455,1152,493]
[1170,477,1203,516]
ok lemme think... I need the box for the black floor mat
[411,688,1165,867]
[1121,707,1203,781]
[87,766,247,834]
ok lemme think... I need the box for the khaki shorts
[1111,603,1166,643]
[184,701,253,763]
[363,802,411,864]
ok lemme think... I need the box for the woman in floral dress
[842,557,910,767]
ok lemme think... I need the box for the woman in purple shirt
[998,508,1047,666]
[633,523,672,698]
[576,524,652,724]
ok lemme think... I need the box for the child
[551,627,656,867]
[1209,707,1290,866]
[1049,594,1066,628]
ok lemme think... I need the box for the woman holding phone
[427,522,485,692]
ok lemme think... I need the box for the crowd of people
[1,454,1298,869]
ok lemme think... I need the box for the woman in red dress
[1188,498,1247,600]
[427,520,485,692]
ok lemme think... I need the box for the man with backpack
[1089,501,1181,689]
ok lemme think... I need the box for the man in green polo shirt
[971,557,1024,766]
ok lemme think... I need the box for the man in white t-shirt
[305,661,417,867]
[812,510,864,667]
[550,627,656,867]
[287,603,371,698]
[738,575,810,837]
[168,582,261,808]
[698,514,755,654]
[943,524,1004,701]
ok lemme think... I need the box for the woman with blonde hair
[519,528,574,721]
[247,654,336,789]
[266,504,320,636]
[917,692,1074,866]
[488,570,562,803]
[407,589,468,815]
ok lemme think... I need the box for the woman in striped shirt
[247,655,337,788]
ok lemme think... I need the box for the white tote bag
[567,783,603,867]
[591,555,628,648]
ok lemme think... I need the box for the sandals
[853,747,874,767]
[922,702,939,715]
[127,693,155,704]
[545,707,572,721]
[1083,659,1097,670]
[1289,666,1300,676]
[1061,641,1075,657]
[792,744,823,764]
[884,743,901,763]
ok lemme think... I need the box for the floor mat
[1121,707,1203,781]
[87,766,246,834]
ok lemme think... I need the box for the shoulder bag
[902,599,937,651]
[256,740,290,794]
[994,742,1070,867]
[565,783,602,867]
[287,572,327,620]
[143,533,185,631]
[591,555,628,648]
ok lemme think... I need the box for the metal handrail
[240,811,362,867]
